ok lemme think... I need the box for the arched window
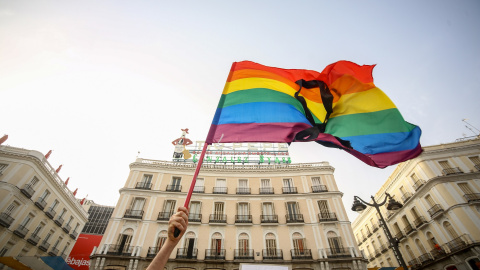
[182,232,196,259]
[156,230,167,250]
[443,221,459,240]
[238,233,249,256]
[115,228,133,255]
[467,258,480,270]
[211,232,223,255]
[265,233,278,256]
[327,231,344,255]
[415,239,427,255]
[405,245,415,261]
[292,232,306,254]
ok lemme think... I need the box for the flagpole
[174,142,209,237]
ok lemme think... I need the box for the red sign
[66,234,103,270]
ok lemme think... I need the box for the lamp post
[352,193,408,270]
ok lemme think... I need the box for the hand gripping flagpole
[174,142,209,238]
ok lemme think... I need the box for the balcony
[55,216,64,227]
[236,187,251,194]
[188,213,202,223]
[401,192,413,203]
[361,236,367,243]
[124,209,144,219]
[372,223,379,232]
[413,216,428,228]
[475,164,480,171]
[427,204,444,218]
[417,253,434,264]
[318,212,338,222]
[39,241,50,252]
[176,248,198,259]
[312,185,328,193]
[286,214,304,223]
[209,214,227,223]
[63,224,71,234]
[213,187,227,194]
[234,249,254,260]
[259,187,274,194]
[291,249,313,260]
[404,223,416,235]
[235,215,252,223]
[157,212,171,221]
[27,233,40,246]
[367,231,373,237]
[0,212,14,228]
[135,182,152,190]
[395,231,405,241]
[408,258,420,268]
[261,215,278,223]
[45,208,56,219]
[205,249,225,260]
[413,179,426,191]
[107,245,135,256]
[464,193,480,203]
[13,224,29,238]
[379,244,388,253]
[193,186,205,193]
[282,187,297,194]
[48,247,59,256]
[430,248,446,260]
[443,235,468,253]
[20,184,35,198]
[147,247,159,258]
[70,231,78,240]
[325,247,351,258]
[374,248,381,258]
[263,249,283,260]
[166,185,182,192]
[442,167,463,175]
[34,197,47,210]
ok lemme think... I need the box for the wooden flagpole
[174,142,209,237]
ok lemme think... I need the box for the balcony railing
[236,187,251,194]
[107,245,134,256]
[54,216,64,227]
[312,185,328,193]
[401,192,412,203]
[430,248,446,260]
[427,204,444,218]
[367,230,373,237]
[286,214,304,223]
[259,187,274,194]
[404,223,416,235]
[135,182,152,190]
[48,247,59,256]
[408,258,420,268]
[124,209,144,219]
[39,241,50,252]
[282,187,297,194]
[464,193,480,203]
[63,224,71,233]
[45,208,56,219]
[413,216,427,228]
[213,187,227,194]
[193,186,205,193]
[413,179,426,191]
[443,235,468,253]
[417,253,434,264]
[13,224,29,238]
[209,214,227,223]
[374,248,381,258]
[205,249,225,260]
[325,247,351,258]
[318,212,338,222]
[442,167,463,175]
[188,213,202,222]
[263,249,283,260]
[35,197,47,210]
[395,231,405,241]
[20,184,35,198]
[291,249,312,260]
[372,223,379,232]
[70,231,78,240]
[261,215,278,223]
[147,247,159,258]
[0,212,15,228]
[27,233,40,246]
[234,249,254,260]
[475,164,480,171]
[157,212,172,221]
[176,248,198,259]
[379,244,388,253]
[166,185,182,192]
[235,215,252,223]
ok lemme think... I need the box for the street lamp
[352,193,408,270]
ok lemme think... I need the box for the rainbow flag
[206,61,422,168]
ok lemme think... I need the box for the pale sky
[1,0,479,221]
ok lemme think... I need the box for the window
[51,200,59,210]
[213,179,227,193]
[66,216,73,226]
[53,237,63,249]
[238,233,249,256]
[439,160,451,169]
[425,195,436,207]
[260,179,273,194]
[405,245,415,261]
[415,239,427,254]
[4,201,20,215]
[261,179,271,188]
[283,178,296,193]
[458,183,474,194]
[318,200,330,216]
[32,224,44,236]
[193,178,204,193]
[311,177,321,186]
[237,179,249,194]
[28,176,39,187]
[59,208,66,218]
[443,221,459,239]
[39,190,50,200]
[116,229,133,254]
[156,231,167,250]
[171,177,181,189]
[183,232,196,258]
[20,214,33,227]
[0,242,14,256]
[131,198,145,211]
[265,233,277,255]
[262,202,276,222]
[142,174,153,184]
[286,202,301,221]
[237,202,250,222]
[163,200,176,217]
[211,232,223,255]
[327,232,344,252]
[190,201,201,220]
[0,163,7,175]
[292,232,306,253]
[213,202,224,220]
[61,242,70,255]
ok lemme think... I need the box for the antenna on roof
[462,119,480,135]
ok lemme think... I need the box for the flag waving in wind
[206,61,422,168]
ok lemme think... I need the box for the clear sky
[1,0,479,221]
